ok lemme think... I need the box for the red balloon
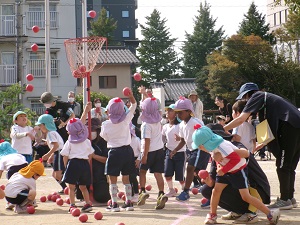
[27,206,35,214]
[26,84,34,92]
[40,196,47,202]
[26,74,34,81]
[32,25,40,33]
[79,65,86,73]
[31,43,38,52]
[89,10,96,18]
[123,87,131,96]
[198,170,209,179]
[133,72,142,81]
[79,213,88,222]
[94,211,103,220]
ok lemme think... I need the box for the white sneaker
[131,194,139,203]
[221,211,242,220]
[268,197,293,210]
[165,188,177,197]
[5,202,15,210]
[268,209,280,224]
[234,213,259,224]
[14,204,27,214]
[291,198,298,208]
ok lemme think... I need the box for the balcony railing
[0,65,17,85]
[31,106,46,116]
[26,11,59,29]
[0,15,16,36]
[28,59,59,77]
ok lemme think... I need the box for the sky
[136,0,267,50]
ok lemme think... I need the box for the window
[106,10,110,17]
[99,76,117,88]
[30,100,45,115]
[76,76,92,87]
[273,13,276,26]
[29,52,58,77]
[122,11,129,18]
[279,11,282,24]
[27,4,58,28]
[122,30,130,38]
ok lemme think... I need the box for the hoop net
[64,36,107,78]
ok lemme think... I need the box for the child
[35,114,66,193]
[5,160,45,213]
[170,97,209,202]
[10,111,36,163]
[192,124,280,224]
[216,115,226,127]
[100,90,136,212]
[162,104,186,197]
[60,118,94,212]
[231,100,256,154]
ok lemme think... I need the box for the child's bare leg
[79,185,90,204]
[154,173,164,192]
[184,165,195,190]
[211,183,227,214]
[27,190,36,201]
[139,169,147,191]
[0,189,5,199]
[68,184,76,205]
[239,189,270,215]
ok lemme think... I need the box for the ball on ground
[145,184,152,191]
[56,198,64,206]
[79,213,88,223]
[94,211,103,220]
[72,208,81,217]
[40,196,47,202]
[64,187,69,195]
[191,188,198,195]
[27,206,35,214]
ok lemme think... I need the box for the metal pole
[45,0,51,92]
[82,0,87,105]
[16,1,23,103]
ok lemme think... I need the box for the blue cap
[35,114,57,131]
[165,104,175,110]
[236,82,259,100]
[13,111,27,122]
[192,125,223,151]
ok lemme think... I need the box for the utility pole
[16,0,23,103]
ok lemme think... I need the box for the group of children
[0,87,281,224]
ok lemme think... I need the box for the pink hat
[107,97,126,124]
[173,96,195,116]
[66,118,88,143]
[140,97,161,124]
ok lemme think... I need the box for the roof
[151,78,197,102]
[97,48,140,64]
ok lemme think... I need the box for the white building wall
[267,0,289,32]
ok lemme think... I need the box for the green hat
[35,114,57,131]
[40,92,56,104]
[13,111,27,122]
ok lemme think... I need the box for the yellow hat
[19,160,46,178]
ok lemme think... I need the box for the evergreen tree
[89,8,117,45]
[137,9,180,83]
[238,2,275,44]
[181,1,225,78]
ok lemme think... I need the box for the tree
[181,1,225,77]
[238,2,275,44]
[89,8,117,45]
[137,9,180,83]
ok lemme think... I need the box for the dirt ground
[0,157,299,225]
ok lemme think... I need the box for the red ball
[47,194,53,201]
[32,25,40,33]
[121,194,126,201]
[117,191,125,199]
[201,197,208,205]
[145,184,152,191]
[72,208,81,217]
[191,188,198,195]
[64,187,69,195]
[133,72,142,81]
[0,185,5,190]
[94,211,103,220]
[65,197,70,204]
[107,199,112,206]
[27,205,35,214]
[52,192,58,196]
[89,10,96,18]
[79,65,86,73]
[26,84,34,92]
[40,196,47,202]
[51,194,58,202]
[31,43,38,52]
[79,213,88,223]
[123,87,131,96]
[26,74,34,81]
[56,198,64,206]
[115,223,125,225]
[174,187,178,193]
[198,170,209,179]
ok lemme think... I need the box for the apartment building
[267,0,289,32]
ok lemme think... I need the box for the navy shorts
[140,148,165,173]
[5,189,29,205]
[105,145,135,176]
[7,163,28,179]
[188,149,210,170]
[216,167,249,189]
[62,158,92,185]
[164,149,186,181]
[53,151,65,171]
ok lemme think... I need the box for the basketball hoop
[64,36,107,78]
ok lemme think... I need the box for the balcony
[28,59,60,77]
[0,65,17,85]
[0,15,16,36]
[26,11,59,29]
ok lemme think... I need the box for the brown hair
[232,100,247,114]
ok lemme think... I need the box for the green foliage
[0,84,37,139]
[89,8,118,45]
[75,91,112,109]
[238,2,275,44]
[137,9,181,83]
[181,1,225,77]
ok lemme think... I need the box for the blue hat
[13,111,27,122]
[192,124,223,151]
[236,82,259,100]
[165,104,175,110]
[0,141,18,160]
[35,114,57,131]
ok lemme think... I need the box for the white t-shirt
[100,103,136,148]
[141,122,164,153]
[179,117,204,151]
[130,135,141,158]
[61,139,94,159]
[212,140,246,173]
[162,123,185,152]
[10,125,34,155]
[232,121,256,153]
[46,131,64,151]
[0,154,27,171]
[5,172,36,198]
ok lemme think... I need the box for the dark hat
[236,82,259,100]
[90,118,101,131]
[206,123,232,139]
[40,92,57,104]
